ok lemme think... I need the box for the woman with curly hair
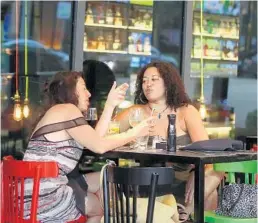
[115,61,224,222]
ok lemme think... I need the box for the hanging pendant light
[23,0,30,119]
[13,0,22,121]
[198,0,207,121]
[13,93,22,121]
[23,98,30,118]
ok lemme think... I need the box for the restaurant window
[1,1,75,157]
[83,1,185,114]
[188,0,257,139]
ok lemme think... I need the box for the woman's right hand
[130,117,156,137]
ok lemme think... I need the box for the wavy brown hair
[31,71,82,134]
[134,61,191,110]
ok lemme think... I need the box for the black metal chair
[103,166,175,223]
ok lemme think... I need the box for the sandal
[177,203,191,222]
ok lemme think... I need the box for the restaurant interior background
[1,0,257,159]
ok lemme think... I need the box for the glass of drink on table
[85,107,98,128]
[129,108,148,150]
[108,121,120,135]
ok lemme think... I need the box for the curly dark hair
[31,71,82,133]
[134,61,191,110]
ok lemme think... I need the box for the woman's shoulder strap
[31,117,87,139]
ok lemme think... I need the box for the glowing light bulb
[13,102,22,121]
[199,104,207,120]
[23,103,30,118]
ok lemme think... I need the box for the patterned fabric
[23,118,87,223]
[215,183,258,218]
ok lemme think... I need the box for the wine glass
[129,108,148,150]
[129,108,144,128]
[85,107,98,127]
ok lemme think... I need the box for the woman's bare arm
[94,82,129,136]
[65,104,152,154]
[183,104,209,142]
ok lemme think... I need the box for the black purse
[180,139,243,152]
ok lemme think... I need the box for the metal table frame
[83,148,257,223]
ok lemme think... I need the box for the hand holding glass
[129,108,149,150]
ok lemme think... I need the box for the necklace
[148,104,168,119]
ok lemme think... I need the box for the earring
[139,91,146,104]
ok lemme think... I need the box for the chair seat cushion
[101,194,179,223]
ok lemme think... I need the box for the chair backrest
[214,160,257,184]
[2,157,59,223]
[103,166,174,223]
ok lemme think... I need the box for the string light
[198,0,207,120]
[23,98,30,118]
[13,0,21,121]
[13,93,22,122]
[23,0,30,118]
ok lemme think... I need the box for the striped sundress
[23,117,87,223]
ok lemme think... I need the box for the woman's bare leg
[180,171,224,221]
[85,172,103,222]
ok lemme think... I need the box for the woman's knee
[85,171,101,193]
[86,192,103,217]
[205,190,218,210]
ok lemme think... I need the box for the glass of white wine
[129,108,148,150]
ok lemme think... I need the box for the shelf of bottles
[190,1,240,78]
[83,1,153,56]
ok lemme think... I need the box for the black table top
[98,146,257,165]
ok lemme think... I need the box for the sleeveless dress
[23,117,87,223]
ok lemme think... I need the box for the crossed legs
[85,172,103,223]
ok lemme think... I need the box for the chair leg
[103,168,110,223]
[146,173,159,223]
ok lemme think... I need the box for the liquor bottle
[167,114,176,152]
[136,37,143,52]
[128,35,135,53]
[193,20,200,34]
[105,31,113,50]
[143,36,151,53]
[85,3,94,24]
[83,33,88,51]
[203,39,208,57]
[114,6,123,26]
[106,6,114,25]
[97,30,105,50]
[97,5,105,24]
[113,30,121,50]
[143,10,151,28]
[130,7,136,26]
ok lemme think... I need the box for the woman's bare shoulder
[179,104,198,115]
[40,104,83,124]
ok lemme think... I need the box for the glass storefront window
[188,0,257,139]
[82,1,185,114]
[1,1,75,157]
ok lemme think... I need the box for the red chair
[1,156,87,223]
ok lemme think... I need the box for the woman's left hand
[106,82,129,108]
[185,171,195,205]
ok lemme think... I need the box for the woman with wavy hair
[23,71,154,223]
[115,61,224,222]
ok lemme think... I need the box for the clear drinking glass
[108,121,120,135]
[129,108,148,150]
[85,107,98,128]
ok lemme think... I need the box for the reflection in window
[1,1,74,158]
